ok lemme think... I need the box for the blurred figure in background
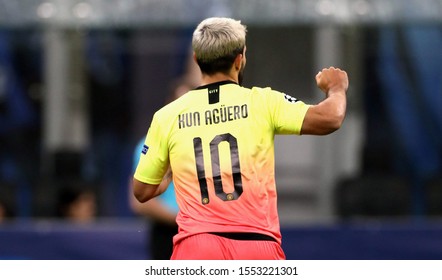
[0,203,5,222]
[0,31,39,219]
[129,61,200,259]
[0,182,15,223]
[129,78,198,259]
[57,183,97,223]
[0,199,14,223]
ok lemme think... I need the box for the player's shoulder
[155,94,185,116]
[248,85,286,102]
[250,85,281,95]
[248,86,304,108]
[152,103,175,126]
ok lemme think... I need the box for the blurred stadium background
[0,0,441,259]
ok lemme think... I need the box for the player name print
[178,104,248,129]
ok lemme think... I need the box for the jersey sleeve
[133,113,170,185]
[132,138,145,173]
[265,88,310,135]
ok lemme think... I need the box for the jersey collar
[195,80,238,90]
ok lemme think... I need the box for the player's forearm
[323,89,347,129]
[301,89,346,135]
[301,66,348,135]
[133,171,172,202]
[133,179,162,202]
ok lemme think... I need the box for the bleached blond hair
[192,17,247,74]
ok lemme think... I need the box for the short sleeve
[132,138,146,173]
[264,89,311,135]
[133,113,170,184]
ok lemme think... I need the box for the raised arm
[301,67,348,135]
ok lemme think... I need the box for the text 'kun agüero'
[178,104,248,129]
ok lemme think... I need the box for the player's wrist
[327,85,347,96]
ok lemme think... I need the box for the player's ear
[234,53,243,71]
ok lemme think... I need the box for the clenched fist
[315,67,349,95]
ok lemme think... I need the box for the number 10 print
[193,133,243,205]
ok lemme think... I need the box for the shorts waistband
[208,232,276,242]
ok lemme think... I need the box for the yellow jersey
[134,81,310,245]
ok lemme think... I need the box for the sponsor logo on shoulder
[283,93,298,103]
[141,144,149,155]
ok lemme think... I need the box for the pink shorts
[171,233,286,260]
